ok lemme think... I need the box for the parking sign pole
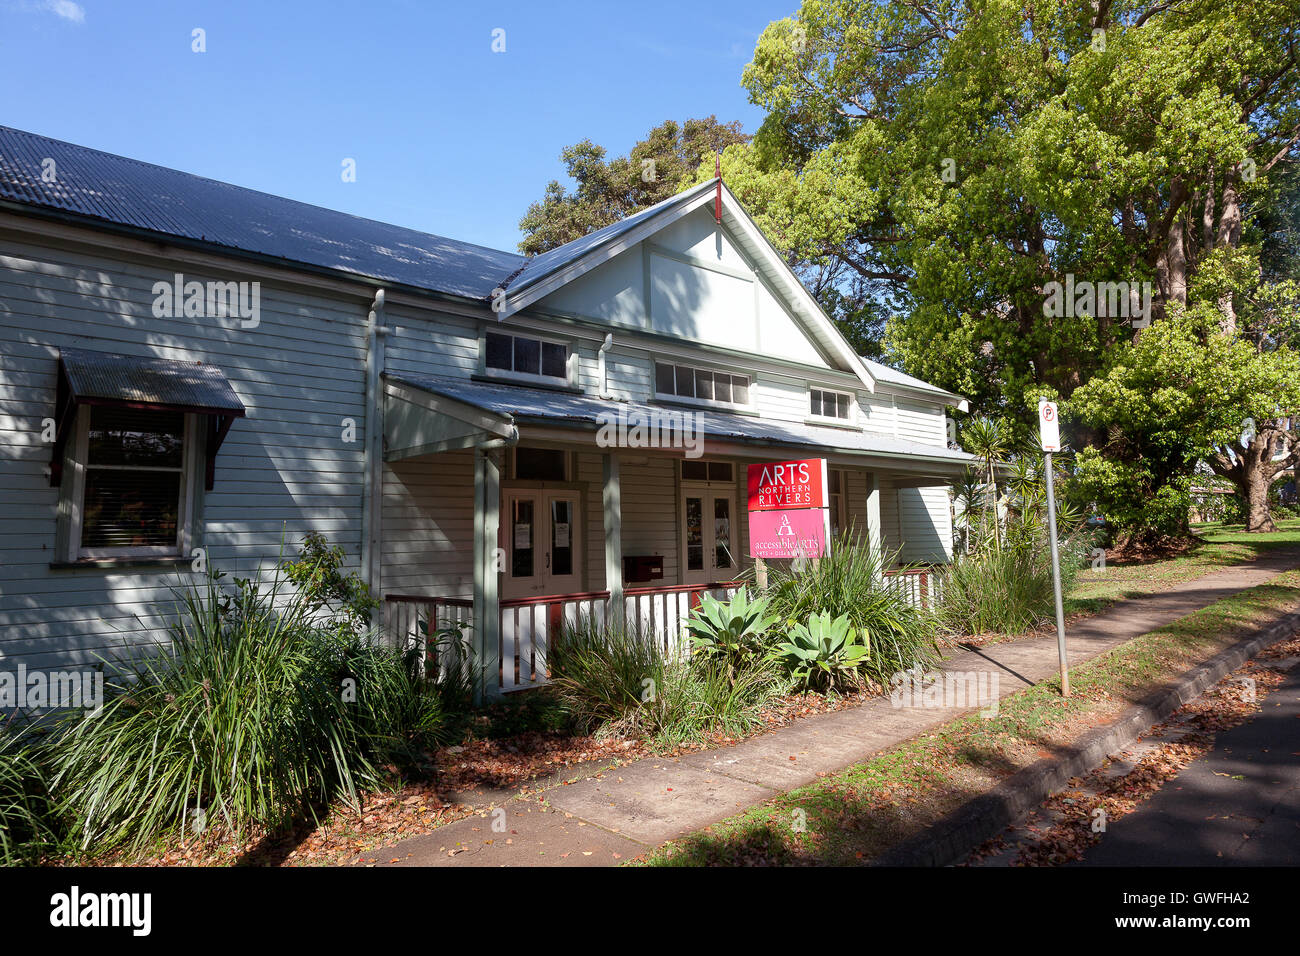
[1043,450,1070,697]
[1038,399,1070,697]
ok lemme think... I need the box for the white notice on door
[514,524,531,549]
[554,522,570,548]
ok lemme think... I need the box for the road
[1076,665,1300,866]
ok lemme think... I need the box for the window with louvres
[76,406,194,558]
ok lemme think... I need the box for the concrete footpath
[367,548,1300,867]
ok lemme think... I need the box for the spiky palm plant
[960,417,1011,550]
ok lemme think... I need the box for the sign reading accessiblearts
[1039,399,1061,452]
[747,458,831,560]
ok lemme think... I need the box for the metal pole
[1043,452,1070,697]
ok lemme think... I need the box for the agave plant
[685,587,780,684]
[768,611,870,692]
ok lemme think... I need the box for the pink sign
[748,508,830,560]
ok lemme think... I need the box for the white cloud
[44,0,85,23]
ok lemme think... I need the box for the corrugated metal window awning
[382,374,517,460]
[51,349,246,489]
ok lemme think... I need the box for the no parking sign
[1039,400,1061,452]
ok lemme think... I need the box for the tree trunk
[1237,432,1279,532]
[1215,165,1243,335]
[1165,213,1188,308]
[1243,459,1276,532]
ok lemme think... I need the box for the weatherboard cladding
[0,131,965,661]
[0,232,368,674]
[60,347,246,414]
[0,125,524,301]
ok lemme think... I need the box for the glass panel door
[713,495,736,577]
[543,493,580,593]
[682,492,737,584]
[503,491,581,598]
[684,495,705,582]
[504,493,538,599]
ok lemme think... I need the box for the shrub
[684,587,779,683]
[50,566,444,853]
[768,611,871,692]
[0,723,58,865]
[546,616,665,736]
[764,531,938,687]
[935,532,1088,636]
[280,531,378,640]
[547,616,785,746]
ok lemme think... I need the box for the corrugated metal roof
[61,348,246,414]
[0,127,966,409]
[500,180,715,294]
[863,359,964,402]
[0,126,524,301]
[386,372,973,469]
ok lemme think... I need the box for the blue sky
[1,0,795,252]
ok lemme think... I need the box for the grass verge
[637,569,1300,866]
[1064,518,1300,617]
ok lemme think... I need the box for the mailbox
[623,555,664,583]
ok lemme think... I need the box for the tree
[960,417,1011,550]
[1069,306,1300,541]
[1203,162,1300,530]
[715,0,1300,534]
[517,117,749,255]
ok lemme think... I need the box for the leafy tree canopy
[517,116,749,255]
[717,0,1298,420]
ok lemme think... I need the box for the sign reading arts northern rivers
[747,458,827,511]
[747,459,831,560]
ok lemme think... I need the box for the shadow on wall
[897,488,949,564]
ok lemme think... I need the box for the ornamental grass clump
[548,611,785,746]
[0,722,58,865]
[50,562,444,854]
[935,531,1090,636]
[546,616,666,737]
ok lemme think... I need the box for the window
[485,331,568,381]
[681,459,734,483]
[51,349,244,566]
[810,388,852,421]
[73,406,197,559]
[514,446,568,482]
[655,362,750,407]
